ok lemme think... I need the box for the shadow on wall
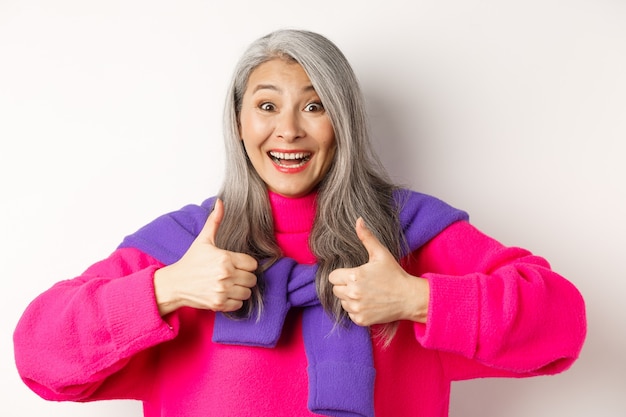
[365,89,431,191]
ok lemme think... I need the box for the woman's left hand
[329,218,429,326]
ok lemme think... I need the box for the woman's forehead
[245,59,314,95]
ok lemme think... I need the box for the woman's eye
[304,102,324,112]
[259,102,276,111]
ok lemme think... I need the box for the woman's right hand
[153,199,258,316]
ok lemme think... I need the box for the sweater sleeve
[13,247,179,402]
[406,221,586,380]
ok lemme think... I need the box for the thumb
[355,217,389,261]
[197,198,224,245]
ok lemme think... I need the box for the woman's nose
[275,110,304,142]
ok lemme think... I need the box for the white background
[1,0,624,415]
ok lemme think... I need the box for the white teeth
[269,151,311,160]
[268,151,311,168]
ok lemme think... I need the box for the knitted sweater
[117,189,469,417]
[13,191,586,417]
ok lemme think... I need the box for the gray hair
[216,29,403,337]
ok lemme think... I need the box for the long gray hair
[216,29,404,331]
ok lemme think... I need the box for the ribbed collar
[268,191,317,233]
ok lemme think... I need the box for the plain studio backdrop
[1,1,624,415]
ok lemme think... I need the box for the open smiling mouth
[268,151,312,168]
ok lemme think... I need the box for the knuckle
[347,286,362,300]
[215,252,232,268]
[350,303,363,315]
[208,285,229,303]
[211,299,227,311]
[214,266,234,282]
[213,281,229,294]
[349,314,367,326]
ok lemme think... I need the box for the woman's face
[239,58,336,198]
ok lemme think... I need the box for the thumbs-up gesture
[328,218,429,326]
[153,199,258,316]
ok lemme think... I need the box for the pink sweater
[13,191,586,416]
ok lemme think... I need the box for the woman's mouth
[268,151,312,169]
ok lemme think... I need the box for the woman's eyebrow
[252,84,280,94]
[251,84,316,94]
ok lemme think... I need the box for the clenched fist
[329,218,429,326]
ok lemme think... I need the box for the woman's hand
[329,218,429,326]
[153,199,258,316]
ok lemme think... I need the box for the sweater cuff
[102,266,177,352]
[414,273,480,358]
[307,361,375,417]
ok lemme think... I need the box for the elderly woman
[14,29,586,417]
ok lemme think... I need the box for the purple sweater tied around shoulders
[119,189,468,417]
